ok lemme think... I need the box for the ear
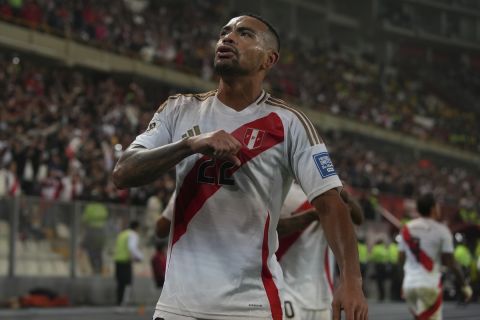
[262,49,279,70]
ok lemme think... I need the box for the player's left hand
[332,277,368,320]
[461,284,473,303]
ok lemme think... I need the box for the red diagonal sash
[401,226,434,272]
[262,213,283,320]
[172,112,284,246]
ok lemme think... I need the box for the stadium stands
[0,52,478,212]
[0,0,479,151]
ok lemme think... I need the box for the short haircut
[244,13,281,53]
[416,193,436,217]
[129,220,140,230]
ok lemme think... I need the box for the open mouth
[216,45,237,58]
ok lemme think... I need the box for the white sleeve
[132,98,178,149]
[286,116,342,202]
[441,226,454,254]
[162,192,176,221]
[128,232,144,261]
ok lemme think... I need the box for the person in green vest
[81,195,109,274]
[358,238,369,297]
[388,239,402,301]
[454,238,472,276]
[474,240,480,302]
[459,207,479,225]
[371,239,389,301]
[114,220,143,305]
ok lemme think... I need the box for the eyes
[219,29,254,38]
[240,31,253,38]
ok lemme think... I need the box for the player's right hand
[187,130,242,166]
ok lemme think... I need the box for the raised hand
[187,130,242,166]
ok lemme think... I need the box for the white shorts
[153,310,197,320]
[404,287,443,320]
[283,291,331,320]
[153,309,280,320]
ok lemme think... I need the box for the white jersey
[133,91,342,319]
[398,217,454,289]
[278,183,334,311]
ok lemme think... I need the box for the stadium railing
[0,196,154,279]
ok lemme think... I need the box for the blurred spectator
[459,199,479,226]
[7,0,23,16]
[388,239,402,301]
[358,238,369,297]
[0,161,21,196]
[454,235,473,276]
[20,0,42,27]
[59,169,83,202]
[81,189,109,274]
[371,239,389,301]
[474,240,480,301]
[151,240,167,289]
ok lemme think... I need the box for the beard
[214,59,250,77]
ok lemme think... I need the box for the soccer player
[399,193,472,319]
[277,182,364,320]
[113,14,367,320]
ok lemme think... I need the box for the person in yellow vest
[388,239,402,301]
[454,238,472,278]
[459,207,479,225]
[114,220,144,305]
[358,239,369,297]
[474,240,480,302]
[81,195,109,274]
[371,239,389,301]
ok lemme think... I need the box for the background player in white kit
[398,193,472,320]
[277,183,364,320]
[113,14,367,320]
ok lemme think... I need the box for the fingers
[332,281,368,320]
[225,155,241,167]
[354,305,368,320]
[345,307,354,320]
[344,304,369,320]
[332,300,341,320]
[205,130,242,164]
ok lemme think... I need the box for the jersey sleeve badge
[313,152,336,178]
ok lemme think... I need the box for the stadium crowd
[379,0,480,39]
[0,0,479,309]
[0,0,479,151]
[0,55,478,224]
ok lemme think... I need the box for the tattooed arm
[112,130,242,189]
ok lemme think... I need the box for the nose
[221,31,236,45]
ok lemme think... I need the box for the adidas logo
[182,125,201,139]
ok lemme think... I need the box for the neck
[217,76,263,111]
